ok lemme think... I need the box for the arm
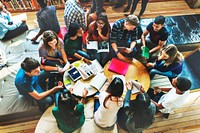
[141,30,149,47]
[80,88,88,104]
[74,53,91,64]
[60,48,68,63]
[149,40,166,54]
[151,99,164,109]
[28,83,63,100]
[40,64,63,73]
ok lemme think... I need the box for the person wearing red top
[86,13,111,66]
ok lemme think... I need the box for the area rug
[140,14,200,45]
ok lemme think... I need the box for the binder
[108,58,129,76]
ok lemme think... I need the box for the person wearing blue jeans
[90,0,105,16]
[15,57,64,112]
[146,44,184,79]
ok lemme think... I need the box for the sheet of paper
[87,41,98,50]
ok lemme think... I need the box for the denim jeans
[90,0,104,16]
[150,68,178,79]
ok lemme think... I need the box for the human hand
[146,62,154,67]
[82,88,88,98]
[124,48,133,54]
[83,58,91,64]
[58,59,64,65]
[117,53,126,62]
[154,86,161,94]
[54,82,64,91]
[126,81,133,90]
[97,27,102,35]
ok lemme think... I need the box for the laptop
[108,58,129,76]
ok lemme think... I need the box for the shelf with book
[2,0,65,13]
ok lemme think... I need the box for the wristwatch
[115,49,119,55]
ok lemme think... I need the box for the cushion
[0,30,40,116]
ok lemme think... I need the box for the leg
[77,50,91,60]
[114,0,125,8]
[37,70,55,90]
[90,0,96,14]
[130,0,140,14]
[150,69,178,79]
[139,0,149,17]
[95,0,104,16]
[2,23,28,41]
[147,88,165,103]
[37,96,54,112]
[123,0,132,12]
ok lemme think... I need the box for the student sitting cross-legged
[15,57,64,112]
[52,88,88,133]
[64,22,91,64]
[86,13,111,66]
[146,44,184,79]
[147,76,191,118]
[117,81,156,133]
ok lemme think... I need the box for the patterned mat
[140,14,200,45]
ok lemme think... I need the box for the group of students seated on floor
[1,0,192,133]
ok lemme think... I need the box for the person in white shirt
[147,76,191,118]
[94,77,124,129]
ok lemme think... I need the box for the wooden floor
[1,0,200,132]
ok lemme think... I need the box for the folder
[142,46,149,59]
[108,58,129,76]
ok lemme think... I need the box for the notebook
[108,58,129,76]
[141,46,149,59]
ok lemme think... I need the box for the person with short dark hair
[147,77,191,118]
[31,0,60,44]
[118,81,156,133]
[0,2,28,40]
[52,88,88,133]
[139,15,169,62]
[110,15,143,62]
[15,57,64,112]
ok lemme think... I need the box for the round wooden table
[104,58,150,100]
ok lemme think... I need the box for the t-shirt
[147,22,169,45]
[52,103,85,133]
[94,91,123,127]
[15,68,43,100]
[37,5,60,34]
[64,36,83,57]
[39,38,64,58]
[158,87,189,113]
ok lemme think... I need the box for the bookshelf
[2,0,66,13]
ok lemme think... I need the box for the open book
[90,73,107,91]
[78,59,103,80]
[87,41,109,53]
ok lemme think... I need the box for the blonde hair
[160,44,184,66]
[42,30,60,56]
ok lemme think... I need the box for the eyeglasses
[97,21,105,26]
